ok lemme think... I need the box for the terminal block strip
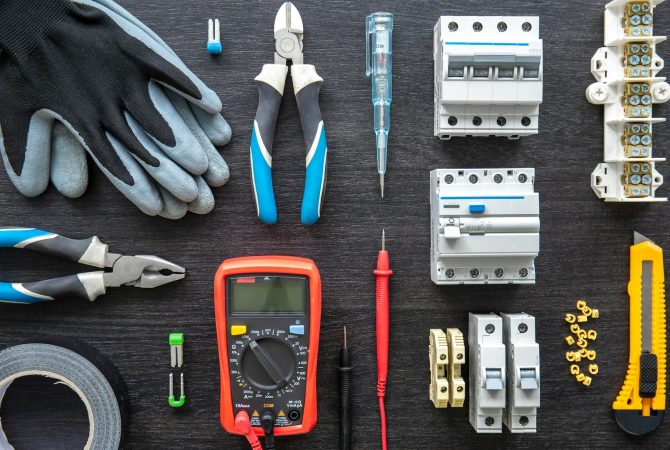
[430,168,540,285]
[429,328,466,408]
[586,0,670,201]
[501,313,540,433]
[469,313,506,433]
[434,16,543,139]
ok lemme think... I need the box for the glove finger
[164,89,230,187]
[50,121,88,198]
[86,0,177,56]
[158,186,188,220]
[125,111,199,203]
[191,106,232,147]
[0,110,53,197]
[187,177,216,215]
[76,0,222,114]
[94,133,163,216]
[137,81,209,175]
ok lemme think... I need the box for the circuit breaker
[501,313,540,433]
[430,169,540,285]
[434,16,543,139]
[469,313,506,433]
[586,0,670,202]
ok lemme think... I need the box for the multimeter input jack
[288,410,301,421]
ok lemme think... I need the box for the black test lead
[339,326,353,450]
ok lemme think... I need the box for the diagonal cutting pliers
[250,2,328,226]
[0,227,185,304]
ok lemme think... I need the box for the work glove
[0,0,232,219]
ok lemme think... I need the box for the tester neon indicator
[215,256,321,447]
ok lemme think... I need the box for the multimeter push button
[231,325,247,336]
[289,325,305,335]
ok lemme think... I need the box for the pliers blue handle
[0,228,185,304]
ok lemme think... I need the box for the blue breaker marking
[301,123,327,225]
[0,228,54,248]
[444,41,530,46]
[0,282,53,304]
[441,196,525,200]
[250,121,277,225]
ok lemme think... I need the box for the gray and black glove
[0,0,231,218]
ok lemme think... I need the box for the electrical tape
[0,338,129,449]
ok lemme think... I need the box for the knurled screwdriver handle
[292,64,328,226]
[250,64,289,225]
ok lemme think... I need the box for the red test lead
[235,411,263,450]
[374,229,393,450]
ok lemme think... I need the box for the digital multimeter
[214,256,321,437]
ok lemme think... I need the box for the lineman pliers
[0,227,185,304]
[250,2,328,225]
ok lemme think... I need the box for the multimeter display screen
[229,275,307,313]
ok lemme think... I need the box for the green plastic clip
[169,372,186,408]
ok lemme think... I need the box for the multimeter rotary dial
[232,331,307,397]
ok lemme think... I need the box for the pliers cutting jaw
[251,2,328,226]
[274,2,303,64]
[0,228,185,304]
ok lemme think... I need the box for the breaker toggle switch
[485,368,504,390]
[520,368,539,390]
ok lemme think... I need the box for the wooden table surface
[0,0,669,448]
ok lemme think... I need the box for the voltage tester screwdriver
[375,230,393,450]
[366,13,394,198]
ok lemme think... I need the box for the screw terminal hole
[448,21,458,32]
[448,116,458,126]
[472,116,482,126]
[522,22,532,32]
[473,22,483,32]
[497,22,507,32]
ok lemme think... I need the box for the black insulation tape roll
[0,338,129,449]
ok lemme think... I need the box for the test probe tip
[380,174,385,198]
[343,326,348,348]
[382,229,385,251]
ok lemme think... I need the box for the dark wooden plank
[0,0,668,448]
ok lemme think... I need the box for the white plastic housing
[430,169,540,285]
[501,313,540,433]
[469,313,506,433]
[587,0,668,201]
[434,16,543,139]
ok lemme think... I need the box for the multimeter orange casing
[214,256,321,437]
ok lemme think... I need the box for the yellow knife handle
[613,239,666,435]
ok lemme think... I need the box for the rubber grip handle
[292,65,328,226]
[251,65,287,225]
[0,227,107,267]
[0,272,106,304]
